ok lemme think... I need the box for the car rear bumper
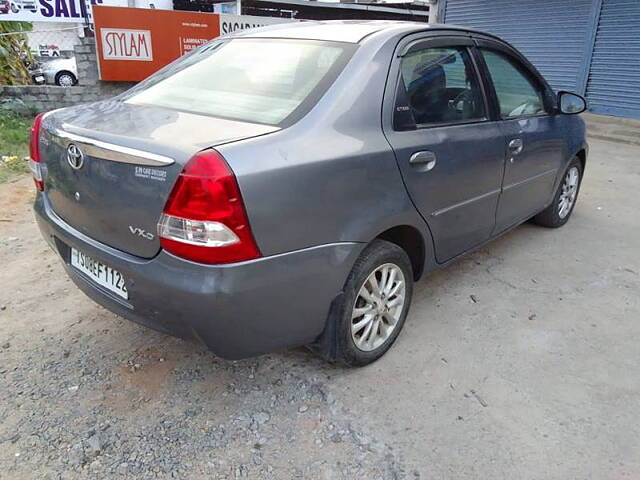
[34,194,364,359]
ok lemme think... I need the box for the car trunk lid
[41,101,279,258]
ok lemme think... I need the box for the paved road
[0,137,638,479]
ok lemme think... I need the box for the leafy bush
[0,21,34,86]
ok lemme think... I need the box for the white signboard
[219,14,293,36]
[0,0,126,23]
[213,2,237,14]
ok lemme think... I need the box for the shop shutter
[443,0,593,93]
[585,0,640,118]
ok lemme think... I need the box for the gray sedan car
[31,21,587,366]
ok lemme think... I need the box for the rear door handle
[409,151,437,171]
[508,138,524,156]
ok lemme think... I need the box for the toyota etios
[32,21,587,366]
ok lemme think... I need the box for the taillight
[158,149,261,264]
[29,112,46,191]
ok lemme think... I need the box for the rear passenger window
[481,49,548,118]
[399,47,486,126]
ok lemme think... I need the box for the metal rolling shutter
[443,0,593,93]
[586,0,640,118]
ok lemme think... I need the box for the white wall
[27,22,84,55]
[133,0,174,10]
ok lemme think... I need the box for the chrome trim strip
[431,189,501,217]
[49,126,175,167]
[502,168,557,192]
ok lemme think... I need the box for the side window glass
[481,49,547,118]
[398,46,485,126]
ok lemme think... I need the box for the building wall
[584,0,640,118]
[0,38,133,113]
[442,0,596,93]
[441,0,639,119]
[27,22,85,56]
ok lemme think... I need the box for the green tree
[0,21,34,85]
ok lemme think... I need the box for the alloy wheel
[558,166,580,219]
[351,263,406,352]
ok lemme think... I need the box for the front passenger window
[399,46,485,126]
[481,49,547,118]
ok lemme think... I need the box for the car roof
[230,20,487,44]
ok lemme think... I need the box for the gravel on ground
[1,137,639,479]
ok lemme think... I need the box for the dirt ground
[0,137,639,479]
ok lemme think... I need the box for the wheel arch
[575,148,587,173]
[376,225,426,281]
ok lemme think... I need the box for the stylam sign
[93,6,296,82]
[101,29,153,61]
[94,6,220,81]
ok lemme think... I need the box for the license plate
[35,75,45,82]
[70,248,128,300]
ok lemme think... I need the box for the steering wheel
[449,89,475,114]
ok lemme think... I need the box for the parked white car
[41,57,78,87]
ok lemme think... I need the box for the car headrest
[408,64,446,97]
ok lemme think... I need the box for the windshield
[123,38,355,126]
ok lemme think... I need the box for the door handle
[508,138,524,156]
[409,151,437,172]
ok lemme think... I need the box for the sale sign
[93,6,220,81]
[0,0,126,23]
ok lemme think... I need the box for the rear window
[122,38,355,126]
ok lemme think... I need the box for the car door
[383,36,505,263]
[474,39,565,234]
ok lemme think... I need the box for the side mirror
[558,91,587,115]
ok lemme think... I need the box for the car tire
[533,157,583,228]
[310,239,413,367]
[55,71,76,87]
[11,3,18,12]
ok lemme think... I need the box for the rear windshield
[122,38,355,126]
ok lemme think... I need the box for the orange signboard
[93,6,220,82]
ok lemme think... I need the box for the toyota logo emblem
[67,143,84,170]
